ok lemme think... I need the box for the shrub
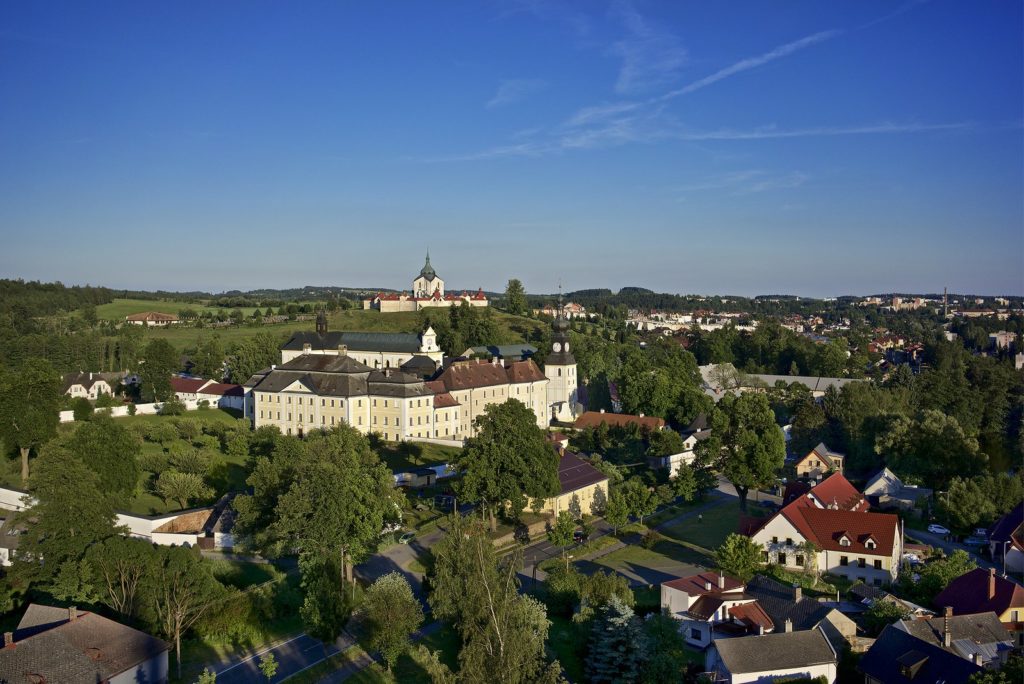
[127,403,137,416]
[641,530,661,550]
[160,397,186,416]
[72,397,94,422]
[197,399,210,410]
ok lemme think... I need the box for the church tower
[544,297,578,422]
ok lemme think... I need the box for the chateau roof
[436,359,545,391]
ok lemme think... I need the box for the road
[904,528,995,569]
[214,633,342,684]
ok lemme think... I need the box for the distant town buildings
[363,253,488,312]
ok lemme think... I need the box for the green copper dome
[420,252,436,280]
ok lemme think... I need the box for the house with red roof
[573,410,666,432]
[660,571,772,648]
[750,473,901,586]
[170,376,244,410]
[935,568,1024,648]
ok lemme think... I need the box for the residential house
[744,575,857,651]
[894,608,1013,669]
[660,571,763,648]
[648,421,712,477]
[572,410,665,432]
[534,450,608,518]
[988,502,1024,574]
[795,442,845,479]
[0,516,23,567]
[934,568,1024,648]
[704,627,838,684]
[124,311,178,326]
[862,467,932,511]
[989,331,1017,350]
[170,376,244,410]
[849,582,932,618]
[0,604,170,683]
[750,473,902,586]
[859,624,983,683]
[62,371,122,399]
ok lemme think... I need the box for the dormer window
[865,537,877,550]
[839,536,851,547]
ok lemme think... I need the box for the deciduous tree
[547,510,576,571]
[156,471,214,509]
[66,414,142,495]
[714,533,762,583]
[0,358,61,482]
[140,339,179,402]
[456,400,559,531]
[504,279,527,316]
[362,572,424,670]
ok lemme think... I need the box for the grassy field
[376,441,460,473]
[141,307,545,351]
[658,499,753,551]
[94,298,265,320]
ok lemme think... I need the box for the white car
[927,524,951,535]
[902,553,922,566]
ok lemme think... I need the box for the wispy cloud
[676,121,974,141]
[486,79,548,109]
[676,170,809,196]
[608,1,687,94]
[564,101,641,127]
[659,30,841,100]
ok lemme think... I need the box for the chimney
[705,580,712,591]
[2,632,12,648]
[973,651,984,666]
[69,606,78,621]
[784,618,792,633]
[988,567,996,600]
[792,584,802,603]
[718,573,726,589]
[943,606,952,648]
[600,409,606,414]
[758,624,764,635]
[271,364,276,371]
[639,412,645,417]
[337,345,347,356]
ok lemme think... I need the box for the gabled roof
[896,612,1012,656]
[803,472,867,512]
[170,376,210,393]
[712,627,836,675]
[662,571,744,597]
[793,508,899,555]
[573,411,666,431]
[728,602,775,632]
[125,311,177,322]
[796,442,844,468]
[61,371,123,393]
[436,359,545,390]
[745,575,835,632]
[0,604,169,683]
[199,382,243,397]
[934,568,1024,617]
[989,501,1024,550]
[859,625,982,684]
[557,452,608,495]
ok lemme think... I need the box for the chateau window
[288,413,292,421]
[409,417,413,426]
[373,416,377,425]
[873,560,882,570]
[840,556,849,566]
[321,416,325,425]
[321,399,325,406]
[373,399,377,407]
[277,396,280,403]
[358,400,362,407]
[772,536,778,544]
[383,417,388,425]
[331,416,335,425]
[558,369,561,377]
[331,399,335,407]
[358,417,362,425]
[287,397,292,404]
[786,538,793,546]
[417,399,421,407]
[277,412,280,419]
[260,410,264,419]
[298,414,303,423]
[778,552,787,565]
[858,559,866,568]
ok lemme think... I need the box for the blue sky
[0,1,1021,297]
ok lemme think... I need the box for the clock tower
[544,300,578,422]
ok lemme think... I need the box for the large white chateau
[363,253,489,312]
[243,306,581,441]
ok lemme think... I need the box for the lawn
[143,307,545,352]
[340,623,461,684]
[658,499,759,552]
[376,441,460,473]
[548,615,586,681]
[93,298,264,321]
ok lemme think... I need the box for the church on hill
[363,252,489,312]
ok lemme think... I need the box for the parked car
[963,536,987,547]
[398,532,415,544]
[973,528,990,538]
[927,524,951,535]
[573,529,589,544]
[902,553,923,566]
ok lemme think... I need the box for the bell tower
[544,288,578,422]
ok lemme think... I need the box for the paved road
[904,528,995,569]
[215,633,342,684]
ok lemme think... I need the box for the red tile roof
[662,571,744,597]
[935,568,1024,618]
[170,376,210,393]
[199,382,243,396]
[436,359,545,391]
[803,472,868,512]
[729,602,775,632]
[573,411,666,431]
[558,451,608,494]
[793,507,900,555]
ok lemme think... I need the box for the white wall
[59,400,203,423]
